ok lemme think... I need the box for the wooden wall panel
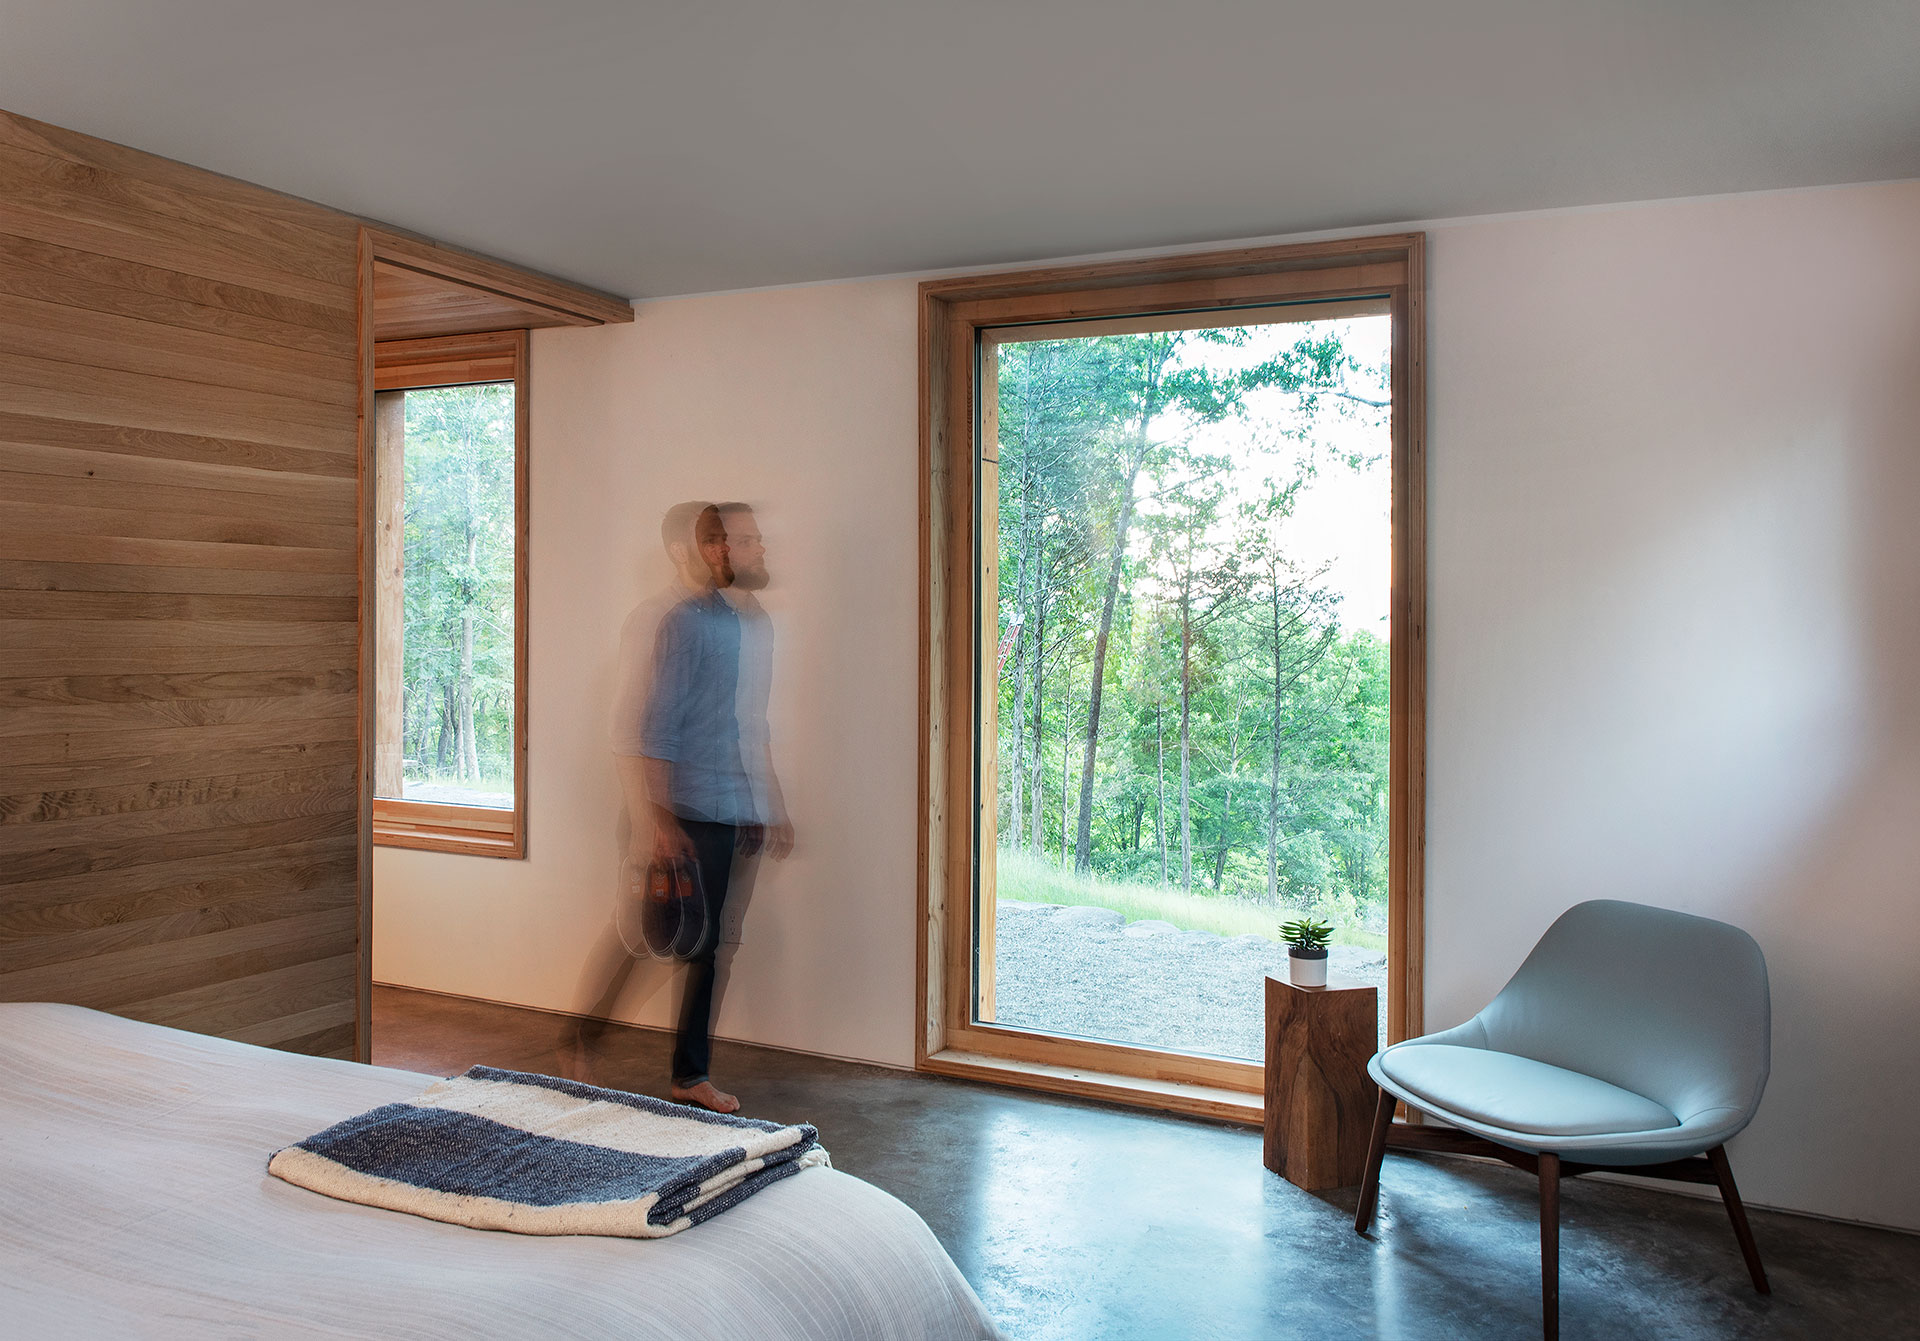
[0,109,364,1058]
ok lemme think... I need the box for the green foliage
[1279,918,1335,952]
[991,315,1392,930]
[399,383,517,793]
[997,847,1382,949]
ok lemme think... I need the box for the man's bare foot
[671,1080,740,1114]
[555,1030,599,1086]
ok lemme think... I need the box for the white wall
[1423,181,1920,1231]
[373,277,925,1068]
[375,178,1920,1229]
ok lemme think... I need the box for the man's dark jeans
[672,818,736,1087]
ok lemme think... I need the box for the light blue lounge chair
[1354,899,1772,1340]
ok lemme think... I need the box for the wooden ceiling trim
[365,228,632,334]
[373,329,519,389]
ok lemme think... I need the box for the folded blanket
[268,1066,830,1238]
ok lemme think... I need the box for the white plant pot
[1288,950,1329,987]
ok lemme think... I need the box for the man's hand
[736,821,793,859]
[652,818,696,865]
[764,821,794,860]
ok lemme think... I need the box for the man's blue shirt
[640,588,751,824]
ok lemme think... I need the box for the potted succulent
[1280,918,1333,987]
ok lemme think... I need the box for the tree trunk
[1029,601,1046,858]
[1072,463,1141,873]
[1059,672,1074,869]
[1212,703,1242,891]
[1268,590,1284,906]
[1155,706,1168,885]
[1071,341,1168,875]
[435,687,454,772]
[458,613,477,782]
[1179,604,1193,895]
[456,530,479,783]
[1006,473,1036,850]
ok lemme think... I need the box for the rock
[1055,905,1125,931]
[1122,919,1178,936]
[1173,928,1219,946]
[998,898,1036,910]
[1228,934,1274,950]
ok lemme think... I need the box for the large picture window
[371,331,528,858]
[918,238,1425,1121]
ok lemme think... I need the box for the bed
[0,1003,1002,1340]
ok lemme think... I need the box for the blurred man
[604,502,789,1113]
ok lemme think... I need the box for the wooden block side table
[1263,974,1379,1191]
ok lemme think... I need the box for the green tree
[401,383,516,790]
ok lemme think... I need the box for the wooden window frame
[916,234,1427,1125]
[369,329,529,859]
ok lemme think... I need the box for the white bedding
[0,1003,1001,1340]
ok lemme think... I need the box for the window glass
[983,308,1391,1057]
[384,382,517,809]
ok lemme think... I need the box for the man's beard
[729,561,769,591]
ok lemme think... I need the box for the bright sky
[1139,311,1393,637]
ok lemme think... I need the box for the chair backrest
[1473,899,1770,1127]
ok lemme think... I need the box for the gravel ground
[990,900,1387,1061]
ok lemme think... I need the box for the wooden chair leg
[1706,1145,1770,1294]
[1539,1151,1560,1341]
[1353,1085,1396,1233]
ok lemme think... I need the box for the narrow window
[371,331,528,857]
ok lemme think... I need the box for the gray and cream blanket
[268,1066,830,1238]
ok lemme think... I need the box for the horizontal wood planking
[0,113,361,242]
[5,711,358,769]
[135,953,359,1039]
[0,460,356,528]
[0,666,356,707]
[0,532,357,576]
[0,590,358,623]
[0,759,361,826]
[228,997,357,1051]
[0,228,354,358]
[0,108,362,1058]
[0,145,359,305]
[0,291,357,406]
[0,616,356,651]
[0,131,360,251]
[0,645,358,685]
[0,881,357,974]
[0,835,356,926]
[0,436,352,506]
[0,689,359,740]
[0,497,356,551]
[0,805,358,886]
[0,350,355,451]
[0,408,355,478]
[0,906,357,1010]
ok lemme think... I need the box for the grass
[994,846,1386,951]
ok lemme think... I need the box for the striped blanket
[268,1066,830,1238]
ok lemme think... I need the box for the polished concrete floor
[373,986,1920,1340]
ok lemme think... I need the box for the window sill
[919,1048,1262,1126]
[372,798,523,859]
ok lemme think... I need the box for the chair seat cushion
[1378,1043,1680,1137]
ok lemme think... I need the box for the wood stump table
[1263,974,1379,1191]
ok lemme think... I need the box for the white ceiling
[3,1,1916,300]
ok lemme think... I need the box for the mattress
[0,1003,1001,1340]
